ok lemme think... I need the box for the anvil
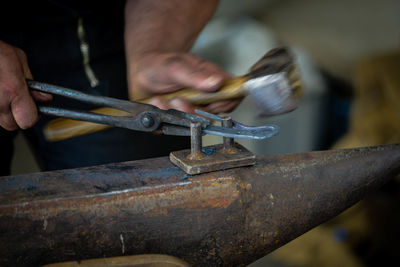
[0,144,399,266]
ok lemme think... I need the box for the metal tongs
[27,80,279,140]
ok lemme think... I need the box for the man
[0,0,240,175]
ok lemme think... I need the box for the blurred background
[11,0,400,266]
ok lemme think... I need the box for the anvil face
[0,144,399,266]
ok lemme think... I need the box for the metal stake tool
[170,116,256,175]
[222,117,238,154]
[187,122,205,160]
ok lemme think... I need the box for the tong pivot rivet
[141,114,155,128]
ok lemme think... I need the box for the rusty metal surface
[170,143,255,175]
[221,116,237,154]
[43,254,190,267]
[0,144,399,266]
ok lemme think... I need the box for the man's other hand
[128,52,241,114]
[0,41,52,130]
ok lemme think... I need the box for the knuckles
[0,114,18,131]
[19,118,37,130]
[164,53,187,67]
[0,81,23,101]
[14,47,27,59]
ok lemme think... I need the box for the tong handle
[43,107,128,142]
[27,79,157,141]
[27,80,152,115]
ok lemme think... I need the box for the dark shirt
[0,0,189,174]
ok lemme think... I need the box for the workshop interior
[2,0,400,266]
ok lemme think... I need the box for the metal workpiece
[170,142,256,175]
[187,122,205,160]
[221,116,237,154]
[170,115,254,174]
[1,144,399,266]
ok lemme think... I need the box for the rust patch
[0,176,239,220]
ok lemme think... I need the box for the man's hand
[128,52,241,114]
[125,0,241,114]
[0,41,52,130]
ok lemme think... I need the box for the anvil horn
[0,144,399,266]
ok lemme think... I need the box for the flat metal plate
[170,143,255,175]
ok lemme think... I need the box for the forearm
[124,0,221,100]
[125,0,219,60]
[123,0,239,114]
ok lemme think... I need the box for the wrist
[126,51,163,100]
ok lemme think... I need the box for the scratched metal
[0,144,399,266]
[170,143,255,174]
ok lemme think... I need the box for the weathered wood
[0,144,399,266]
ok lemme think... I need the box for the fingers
[31,90,53,102]
[146,97,170,110]
[0,41,39,130]
[0,81,38,130]
[14,47,52,103]
[14,47,33,80]
[146,95,242,116]
[0,109,18,131]
[147,96,195,114]
[205,99,243,114]
[10,86,39,129]
[129,52,242,115]
[161,54,229,92]
[168,98,195,114]
[130,52,230,99]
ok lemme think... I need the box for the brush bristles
[287,66,304,99]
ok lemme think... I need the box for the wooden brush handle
[140,76,247,104]
[43,77,248,142]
